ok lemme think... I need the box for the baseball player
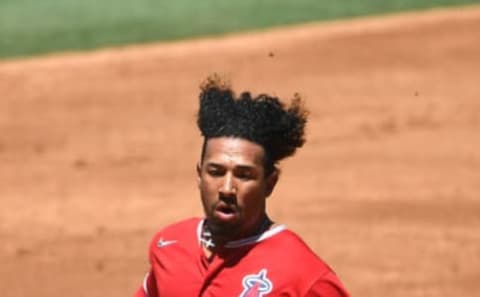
[134,76,349,297]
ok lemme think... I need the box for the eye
[207,166,224,177]
[235,169,255,180]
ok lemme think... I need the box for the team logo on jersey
[157,238,177,248]
[239,269,273,297]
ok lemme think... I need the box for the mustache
[218,192,237,204]
[212,200,238,212]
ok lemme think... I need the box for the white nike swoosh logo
[157,238,178,248]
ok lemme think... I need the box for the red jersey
[134,218,349,297]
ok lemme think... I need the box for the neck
[202,215,272,251]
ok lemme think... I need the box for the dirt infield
[1,6,479,297]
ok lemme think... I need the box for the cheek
[239,186,266,206]
[199,179,217,200]
[199,183,214,212]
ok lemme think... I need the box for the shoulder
[266,229,330,268]
[231,227,349,296]
[229,226,334,273]
[148,217,202,252]
[276,230,349,297]
[304,274,350,297]
[268,229,349,296]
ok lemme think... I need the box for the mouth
[213,203,238,222]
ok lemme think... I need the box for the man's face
[197,137,277,241]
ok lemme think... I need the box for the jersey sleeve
[133,282,147,297]
[304,272,350,297]
[133,231,162,297]
[133,271,158,297]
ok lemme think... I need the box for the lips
[213,202,238,222]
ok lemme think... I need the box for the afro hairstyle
[197,75,308,175]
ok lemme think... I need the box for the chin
[207,218,240,237]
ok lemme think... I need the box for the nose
[219,173,236,196]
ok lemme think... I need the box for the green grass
[0,0,479,59]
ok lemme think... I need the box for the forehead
[203,137,265,166]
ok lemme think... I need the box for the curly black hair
[197,75,308,176]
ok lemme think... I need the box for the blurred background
[1,1,480,296]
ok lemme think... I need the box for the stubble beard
[206,211,241,238]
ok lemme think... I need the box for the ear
[265,169,279,198]
[196,162,202,188]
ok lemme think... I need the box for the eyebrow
[205,162,257,171]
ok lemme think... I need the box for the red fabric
[133,218,349,297]
[133,286,147,297]
[305,277,349,297]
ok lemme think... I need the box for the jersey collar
[196,219,286,249]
